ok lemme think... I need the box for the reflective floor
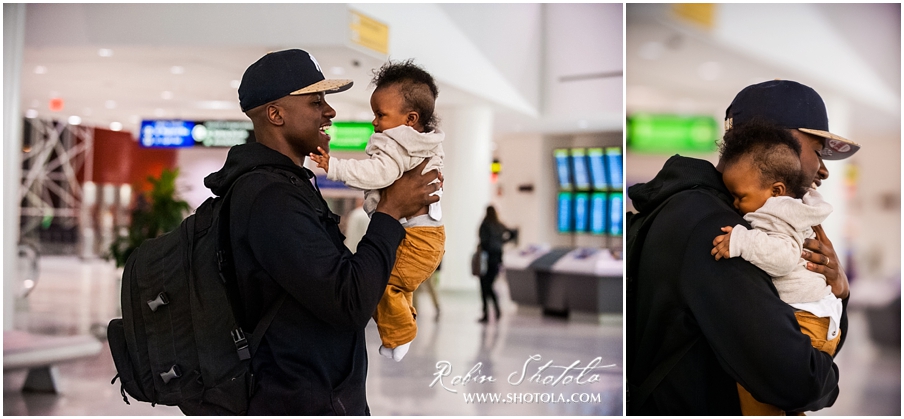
[4,256,623,416]
[5,257,899,416]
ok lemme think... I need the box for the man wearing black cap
[203,49,440,415]
[626,80,859,415]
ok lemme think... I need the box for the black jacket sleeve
[678,204,841,412]
[245,180,405,331]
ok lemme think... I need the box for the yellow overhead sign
[672,4,716,30]
[350,10,389,55]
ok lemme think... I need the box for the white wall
[439,4,543,109]
[847,135,901,284]
[544,4,624,120]
[494,131,623,251]
[492,132,546,247]
[175,147,230,210]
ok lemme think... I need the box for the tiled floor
[4,257,900,416]
[4,256,623,415]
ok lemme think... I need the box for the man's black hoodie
[206,142,405,415]
[627,155,846,415]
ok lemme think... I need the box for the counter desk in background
[503,245,623,320]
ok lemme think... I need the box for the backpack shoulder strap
[213,168,288,359]
[216,166,331,358]
[249,294,287,356]
[253,165,340,224]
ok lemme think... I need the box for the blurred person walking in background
[343,198,370,253]
[414,260,442,321]
[477,206,516,323]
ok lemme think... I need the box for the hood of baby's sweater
[379,125,445,158]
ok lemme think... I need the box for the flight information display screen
[555,149,572,190]
[587,148,607,190]
[609,192,623,236]
[590,192,607,235]
[606,147,623,189]
[574,192,590,233]
[571,148,591,191]
[557,192,573,233]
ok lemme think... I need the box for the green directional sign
[627,114,719,153]
[325,122,374,151]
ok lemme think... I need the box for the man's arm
[802,224,850,353]
[803,225,849,299]
[245,161,439,330]
[246,181,402,331]
[680,211,841,412]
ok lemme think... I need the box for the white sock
[391,342,411,362]
[378,345,394,360]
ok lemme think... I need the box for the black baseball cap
[724,80,860,160]
[238,49,353,112]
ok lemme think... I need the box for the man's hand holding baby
[711,226,734,260]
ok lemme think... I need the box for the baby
[710,119,843,415]
[310,59,444,362]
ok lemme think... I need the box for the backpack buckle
[232,328,250,360]
[147,292,169,312]
[160,364,182,384]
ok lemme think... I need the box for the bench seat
[4,330,103,393]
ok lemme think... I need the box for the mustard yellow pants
[737,311,841,416]
[373,226,445,349]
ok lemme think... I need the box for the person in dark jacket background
[477,205,516,323]
[203,49,440,415]
[626,80,858,415]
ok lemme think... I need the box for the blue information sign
[140,120,195,148]
[139,119,254,148]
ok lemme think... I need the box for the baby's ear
[771,182,787,197]
[406,111,420,127]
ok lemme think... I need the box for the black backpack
[106,169,295,415]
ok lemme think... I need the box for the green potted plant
[107,168,190,267]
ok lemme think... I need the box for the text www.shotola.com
[462,392,603,404]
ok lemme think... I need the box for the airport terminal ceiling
[18,3,622,137]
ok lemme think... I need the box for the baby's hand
[309,146,330,172]
[711,226,733,260]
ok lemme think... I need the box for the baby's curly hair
[371,59,440,131]
[720,117,810,198]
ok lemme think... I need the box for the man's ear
[266,103,285,126]
[406,111,420,127]
[771,182,787,197]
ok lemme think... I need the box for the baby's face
[370,85,410,133]
[722,157,774,215]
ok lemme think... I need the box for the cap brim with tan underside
[798,128,860,160]
[290,79,354,95]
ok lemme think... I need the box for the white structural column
[437,106,494,290]
[819,95,851,268]
[4,4,26,331]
